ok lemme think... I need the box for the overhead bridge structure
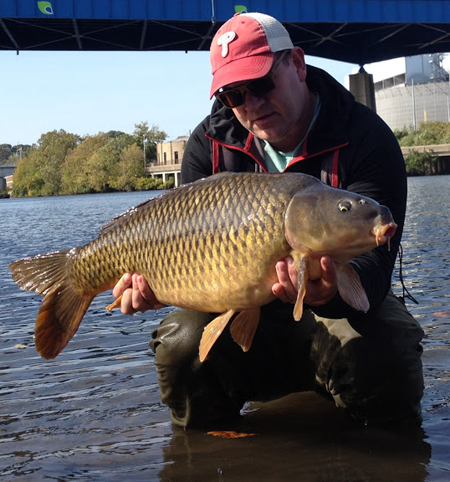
[1,0,450,66]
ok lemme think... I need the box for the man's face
[230,48,309,152]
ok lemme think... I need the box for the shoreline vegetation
[396,121,450,177]
[1,122,450,199]
[1,122,172,199]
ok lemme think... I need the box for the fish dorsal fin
[99,197,161,236]
[199,310,235,362]
[229,307,261,353]
[336,263,370,313]
[293,256,308,321]
[207,172,236,181]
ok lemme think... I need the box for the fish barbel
[9,173,397,361]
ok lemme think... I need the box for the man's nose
[244,91,266,109]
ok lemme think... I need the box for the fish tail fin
[9,250,93,359]
[35,284,94,359]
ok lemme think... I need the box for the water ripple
[1,180,450,480]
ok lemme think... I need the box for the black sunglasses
[215,51,290,109]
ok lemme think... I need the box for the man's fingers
[119,284,135,315]
[274,258,298,303]
[138,277,166,310]
[112,272,132,298]
[131,274,165,311]
[320,256,337,285]
[303,256,338,306]
[136,275,158,304]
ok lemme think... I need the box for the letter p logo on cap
[217,31,236,57]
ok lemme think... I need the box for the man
[113,12,424,428]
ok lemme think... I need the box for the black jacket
[181,66,407,319]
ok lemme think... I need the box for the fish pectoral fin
[199,310,235,362]
[229,307,261,353]
[293,256,308,321]
[106,295,122,312]
[337,264,370,313]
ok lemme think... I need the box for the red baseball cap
[210,12,294,99]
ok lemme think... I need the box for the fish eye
[339,201,352,212]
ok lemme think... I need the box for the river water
[0,176,449,481]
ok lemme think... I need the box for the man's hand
[112,273,165,314]
[272,255,338,306]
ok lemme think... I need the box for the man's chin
[251,125,282,141]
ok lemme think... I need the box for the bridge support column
[348,69,376,112]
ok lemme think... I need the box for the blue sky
[0,50,357,146]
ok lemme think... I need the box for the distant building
[148,135,189,187]
[0,165,17,177]
[5,175,14,190]
[363,54,450,131]
[0,166,17,191]
[156,135,189,167]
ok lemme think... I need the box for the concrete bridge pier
[348,68,376,111]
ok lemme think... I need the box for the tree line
[394,121,450,176]
[3,121,449,198]
[5,122,170,198]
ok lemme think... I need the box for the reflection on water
[160,393,431,482]
[0,179,449,481]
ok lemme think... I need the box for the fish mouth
[372,222,398,249]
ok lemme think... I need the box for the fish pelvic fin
[9,250,93,359]
[229,307,261,353]
[337,263,370,313]
[199,310,235,362]
[293,256,308,321]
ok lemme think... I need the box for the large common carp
[9,173,396,362]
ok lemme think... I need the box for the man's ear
[291,47,307,82]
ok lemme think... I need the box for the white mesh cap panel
[243,12,294,52]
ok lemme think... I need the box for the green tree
[404,149,438,176]
[85,148,115,192]
[105,130,128,140]
[34,130,80,196]
[12,147,44,197]
[111,143,145,191]
[9,124,172,196]
[133,121,167,165]
[11,130,79,196]
[0,144,12,164]
[107,133,135,152]
[395,122,450,146]
[134,176,166,191]
[81,134,133,192]
[62,134,108,194]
